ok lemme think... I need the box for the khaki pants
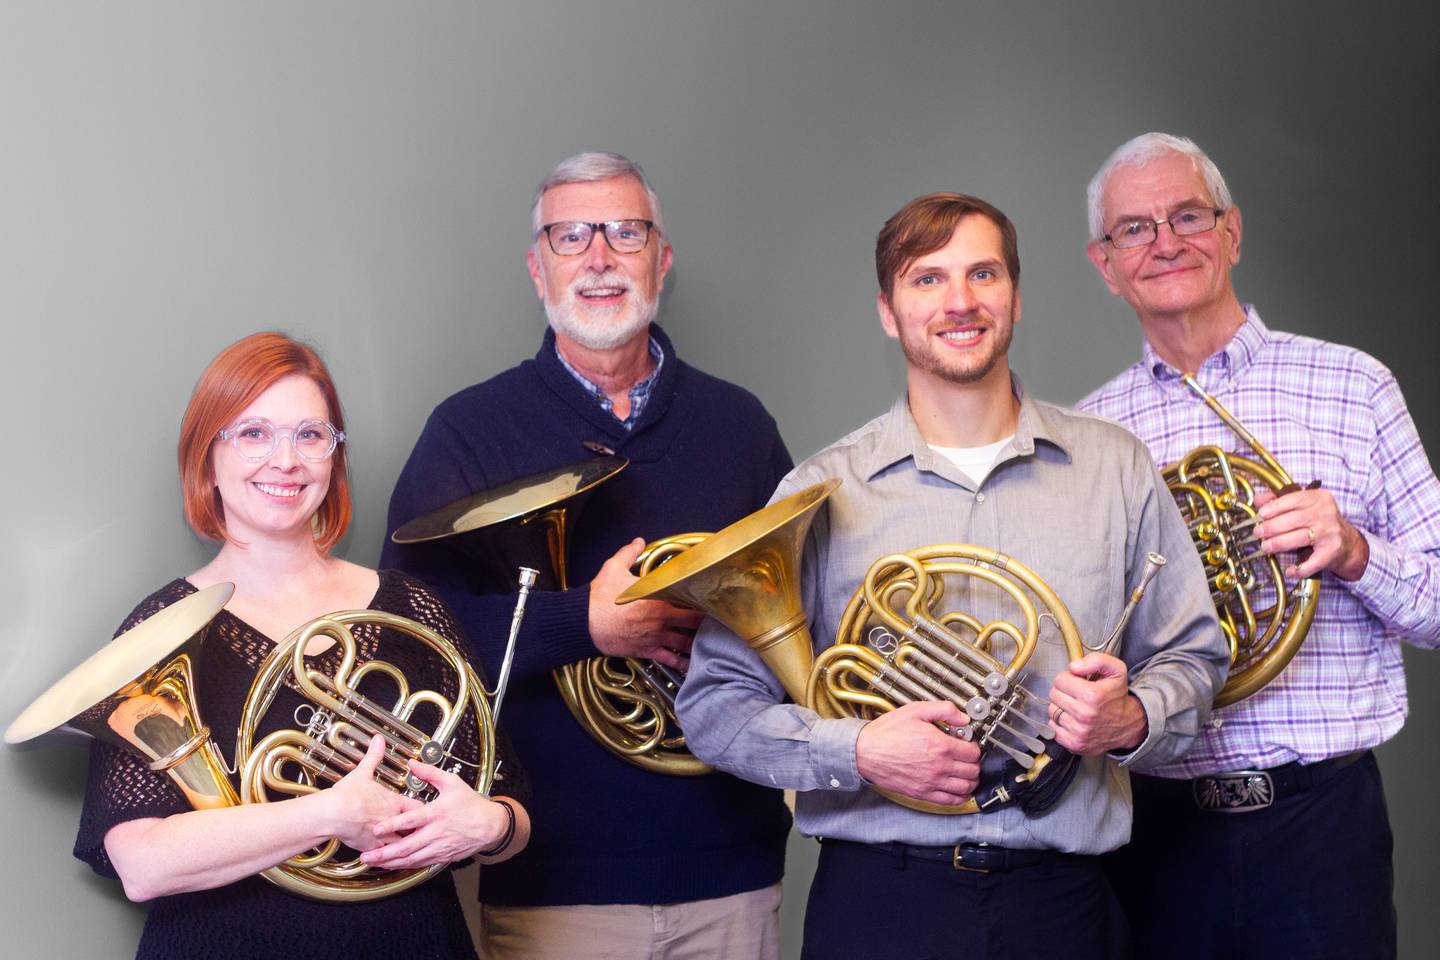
[480,882,783,960]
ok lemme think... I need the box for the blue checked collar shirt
[555,335,665,430]
[676,378,1228,853]
[1079,307,1440,776]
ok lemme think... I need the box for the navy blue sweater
[381,325,794,906]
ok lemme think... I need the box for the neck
[554,329,656,418]
[906,365,1019,447]
[204,529,332,593]
[1140,298,1247,374]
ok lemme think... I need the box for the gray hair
[529,151,666,240]
[1086,133,1233,240]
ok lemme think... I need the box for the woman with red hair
[73,332,528,960]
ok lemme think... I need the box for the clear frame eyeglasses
[1104,207,1225,250]
[217,417,346,462]
[538,220,656,257]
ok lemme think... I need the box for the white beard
[545,285,660,351]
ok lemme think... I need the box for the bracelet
[477,797,517,857]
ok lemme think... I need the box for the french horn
[6,571,536,902]
[618,479,1165,815]
[391,458,711,776]
[1166,374,1320,707]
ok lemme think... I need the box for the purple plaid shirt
[556,335,664,430]
[1080,307,1440,776]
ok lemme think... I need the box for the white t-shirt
[928,435,1015,488]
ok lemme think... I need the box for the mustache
[572,275,632,295]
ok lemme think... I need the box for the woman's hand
[319,734,423,852]
[359,760,518,869]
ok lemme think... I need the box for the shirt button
[829,777,840,788]
[1210,718,1224,729]
[975,492,986,503]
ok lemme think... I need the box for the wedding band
[1306,527,1316,545]
[1054,707,1065,723]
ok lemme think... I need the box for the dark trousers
[1104,751,1396,960]
[801,839,1128,960]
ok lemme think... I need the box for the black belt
[1134,750,1368,813]
[821,837,1075,873]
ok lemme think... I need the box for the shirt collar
[1141,304,1269,388]
[862,373,1071,482]
[554,335,666,428]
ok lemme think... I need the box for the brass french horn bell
[1167,374,1320,707]
[391,458,712,776]
[619,480,1166,815]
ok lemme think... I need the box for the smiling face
[878,213,1020,391]
[1087,151,1243,324]
[526,175,673,352]
[210,374,333,544]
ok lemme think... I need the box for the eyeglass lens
[546,220,651,256]
[230,419,338,461]
[1110,208,1219,249]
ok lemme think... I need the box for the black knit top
[73,570,520,960]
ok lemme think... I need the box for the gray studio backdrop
[3,2,1436,957]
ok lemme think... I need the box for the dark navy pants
[1104,751,1396,960]
[801,839,1128,960]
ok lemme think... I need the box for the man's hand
[1253,486,1369,581]
[1048,654,1147,756]
[588,538,704,668]
[855,700,981,807]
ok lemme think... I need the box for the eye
[1174,209,1203,225]
[238,426,269,441]
[296,426,326,444]
[971,268,996,282]
[1117,221,1148,238]
[912,273,941,287]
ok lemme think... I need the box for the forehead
[904,214,1006,271]
[236,374,328,421]
[1101,152,1213,218]
[540,176,653,224]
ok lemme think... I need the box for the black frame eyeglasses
[537,220,656,256]
[1103,208,1226,250]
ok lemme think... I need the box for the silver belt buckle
[1192,769,1274,812]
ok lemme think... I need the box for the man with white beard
[383,152,794,959]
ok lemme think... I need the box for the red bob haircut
[178,332,352,552]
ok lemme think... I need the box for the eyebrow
[1109,197,1214,226]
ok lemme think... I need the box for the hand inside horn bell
[855,701,982,807]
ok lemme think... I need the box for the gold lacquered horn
[616,479,841,705]
[6,583,239,813]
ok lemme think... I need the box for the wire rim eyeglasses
[1103,207,1226,250]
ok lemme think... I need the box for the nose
[579,230,620,272]
[1150,218,1185,257]
[944,279,978,315]
[269,432,301,469]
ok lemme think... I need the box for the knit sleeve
[72,583,196,878]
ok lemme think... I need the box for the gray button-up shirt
[676,381,1228,853]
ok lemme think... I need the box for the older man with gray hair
[383,152,793,959]
[1080,132,1440,959]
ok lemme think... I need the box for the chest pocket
[988,536,1125,692]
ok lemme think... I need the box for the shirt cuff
[1343,528,1403,621]
[536,585,600,667]
[1109,687,1161,767]
[809,715,867,790]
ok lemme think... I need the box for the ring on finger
[1306,526,1316,545]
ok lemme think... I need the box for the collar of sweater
[533,324,692,463]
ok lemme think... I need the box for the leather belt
[1134,750,1368,813]
[822,837,1068,873]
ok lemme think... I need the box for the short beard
[899,316,1014,386]
[545,288,660,351]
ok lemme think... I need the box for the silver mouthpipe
[1096,552,1167,657]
